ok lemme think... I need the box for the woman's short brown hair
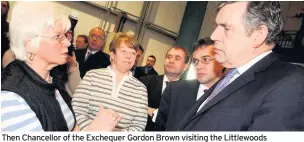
[109,32,138,53]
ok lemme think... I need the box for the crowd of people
[1,1,304,132]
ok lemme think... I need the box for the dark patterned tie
[85,52,92,62]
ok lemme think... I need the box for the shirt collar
[86,48,99,55]
[236,51,272,75]
[163,74,180,83]
[107,66,133,79]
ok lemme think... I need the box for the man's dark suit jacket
[155,80,200,131]
[75,48,110,78]
[139,75,164,131]
[178,52,304,131]
[135,66,158,78]
[133,67,146,79]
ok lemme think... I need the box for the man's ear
[251,25,268,48]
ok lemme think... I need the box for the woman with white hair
[1,2,121,132]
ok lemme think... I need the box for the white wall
[148,1,187,33]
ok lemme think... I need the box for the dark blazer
[136,66,158,77]
[139,75,164,131]
[155,80,200,131]
[178,52,304,131]
[133,67,146,79]
[75,49,110,78]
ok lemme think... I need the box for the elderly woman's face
[35,20,71,66]
[111,43,137,73]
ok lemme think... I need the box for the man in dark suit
[137,55,158,76]
[155,38,224,131]
[179,2,304,131]
[139,46,190,131]
[75,27,110,78]
[131,44,146,79]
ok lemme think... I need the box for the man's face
[146,57,156,67]
[164,48,188,77]
[134,49,143,67]
[88,28,105,51]
[76,37,88,49]
[1,1,8,15]
[192,45,223,87]
[211,2,255,68]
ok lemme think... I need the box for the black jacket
[75,49,110,78]
[1,60,75,131]
[139,75,164,131]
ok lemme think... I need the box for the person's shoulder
[75,48,86,53]
[170,79,198,87]
[87,68,108,74]
[139,74,163,82]
[130,76,146,87]
[272,61,304,77]
[102,51,110,58]
[84,68,110,77]
[74,49,86,57]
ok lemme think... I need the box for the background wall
[7,1,304,74]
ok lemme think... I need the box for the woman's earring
[29,53,36,61]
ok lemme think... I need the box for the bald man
[75,27,110,78]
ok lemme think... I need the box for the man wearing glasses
[155,37,224,131]
[75,27,110,78]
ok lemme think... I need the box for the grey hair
[216,2,284,45]
[9,2,71,61]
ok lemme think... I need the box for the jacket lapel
[178,82,216,129]
[182,81,200,110]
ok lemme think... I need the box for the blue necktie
[197,68,238,112]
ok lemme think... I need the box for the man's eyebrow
[218,22,232,28]
[201,55,212,58]
[174,55,182,58]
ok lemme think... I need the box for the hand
[86,105,122,131]
[67,52,77,69]
[148,107,155,117]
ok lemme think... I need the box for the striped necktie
[197,69,238,112]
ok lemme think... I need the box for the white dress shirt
[196,84,208,100]
[230,51,272,84]
[85,49,98,59]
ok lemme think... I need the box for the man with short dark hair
[135,55,158,79]
[75,27,110,78]
[75,35,88,50]
[144,55,158,75]
[139,46,190,131]
[155,38,224,131]
[179,2,304,131]
[131,44,146,79]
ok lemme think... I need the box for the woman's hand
[85,105,122,131]
[67,52,78,73]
